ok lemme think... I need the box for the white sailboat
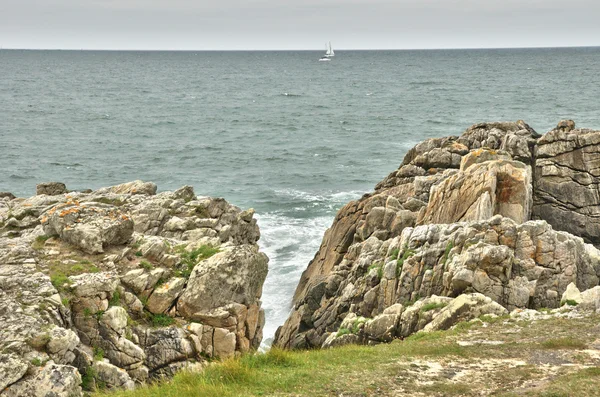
[319,42,335,61]
[325,42,335,57]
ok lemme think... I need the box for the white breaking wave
[255,189,363,347]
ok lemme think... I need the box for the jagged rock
[146,277,186,314]
[95,180,157,196]
[0,354,28,390]
[423,293,507,332]
[47,327,79,365]
[0,181,268,392]
[418,159,532,225]
[177,246,268,317]
[138,327,195,373]
[100,306,128,334]
[36,182,68,196]
[2,364,82,397]
[42,202,134,254]
[533,122,600,245]
[561,282,583,305]
[275,121,600,349]
[93,360,135,390]
[0,192,16,200]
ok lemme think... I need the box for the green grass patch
[442,240,454,265]
[541,337,587,350]
[389,248,400,260]
[109,291,121,307]
[139,260,153,270]
[175,245,220,279]
[48,259,99,292]
[93,346,104,361]
[562,299,579,307]
[150,313,176,327]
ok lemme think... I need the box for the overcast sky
[1,0,598,50]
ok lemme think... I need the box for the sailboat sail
[324,42,335,57]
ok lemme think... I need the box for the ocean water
[2,48,600,343]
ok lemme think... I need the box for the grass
[174,245,220,279]
[139,260,153,270]
[367,262,383,280]
[94,315,600,397]
[561,299,579,307]
[32,234,54,250]
[109,291,121,307]
[442,240,454,265]
[541,337,587,350]
[47,259,100,292]
[93,346,105,361]
[150,313,176,327]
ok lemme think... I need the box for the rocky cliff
[274,120,600,349]
[0,181,268,396]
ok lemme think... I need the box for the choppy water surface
[2,48,600,342]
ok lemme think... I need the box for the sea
[2,48,600,344]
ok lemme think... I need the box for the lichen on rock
[0,181,268,395]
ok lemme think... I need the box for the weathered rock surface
[0,181,268,395]
[275,120,600,350]
[533,121,600,245]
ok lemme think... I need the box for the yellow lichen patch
[40,216,48,224]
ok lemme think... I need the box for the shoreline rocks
[274,120,600,350]
[0,181,268,395]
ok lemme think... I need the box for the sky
[1,0,599,50]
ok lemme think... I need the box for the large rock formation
[275,120,600,349]
[0,181,268,395]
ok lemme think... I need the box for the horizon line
[1,45,599,52]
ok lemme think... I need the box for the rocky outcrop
[533,121,600,245]
[275,120,600,350]
[0,181,268,395]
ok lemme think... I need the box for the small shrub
[51,273,71,291]
[81,367,97,391]
[61,297,70,307]
[135,250,143,257]
[151,313,176,327]
[390,248,400,260]
[31,358,44,366]
[421,302,447,313]
[368,262,383,279]
[139,260,153,270]
[108,291,120,307]
[442,240,454,265]
[351,317,368,333]
[562,299,579,307]
[83,308,93,317]
[336,327,351,337]
[93,346,104,361]
[95,310,105,320]
[175,245,219,279]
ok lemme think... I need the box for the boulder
[36,182,67,196]
[533,122,600,245]
[2,364,82,397]
[42,202,133,254]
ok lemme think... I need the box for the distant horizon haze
[2,45,600,52]
[2,0,599,51]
